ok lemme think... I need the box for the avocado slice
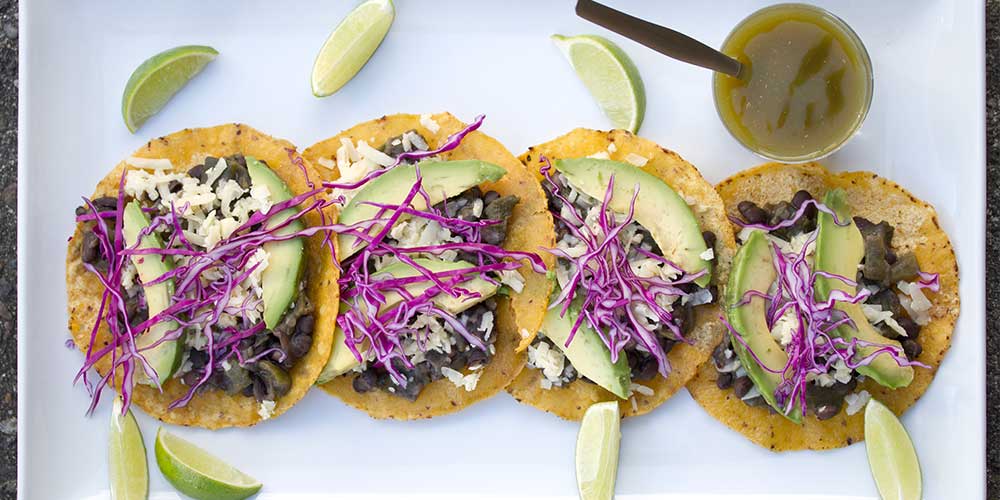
[316,258,500,384]
[246,156,305,330]
[554,158,712,287]
[336,160,506,261]
[725,230,801,422]
[541,297,630,399]
[122,201,182,385]
[814,190,913,389]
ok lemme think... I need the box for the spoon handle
[575,0,742,78]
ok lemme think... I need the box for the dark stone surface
[987,2,999,498]
[0,1,16,498]
[0,1,996,499]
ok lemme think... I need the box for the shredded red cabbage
[539,157,706,379]
[914,271,940,292]
[76,152,342,415]
[323,119,547,386]
[725,205,935,416]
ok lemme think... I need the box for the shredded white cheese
[861,303,908,337]
[631,302,661,332]
[832,359,852,384]
[527,341,565,381]
[740,384,761,401]
[844,390,871,416]
[120,260,138,288]
[258,400,276,420]
[123,169,186,202]
[316,157,336,169]
[624,153,649,167]
[203,157,229,187]
[245,248,270,298]
[897,280,933,325]
[420,114,441,133]
[499,269,525,293]
[683,287,713,307]
[769,309,797,347]
[356,141,396,167]
[441,366,482,391]
[767,230,816,257]
[479,311,495,341]
[340,138,360,162]
[630,383,654,397]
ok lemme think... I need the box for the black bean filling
[532,172,717,386]
[717,190,925,418]
[351,300,500,401]
[75,153,313,403]
[348,131,519,401]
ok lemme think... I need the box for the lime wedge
[552,34,646,133]
[109,397,148,500]
[121,45,218,133]
[154,428,262,500]
[576,401,621,500]
[311,0,395,97]
[865,398,922,500]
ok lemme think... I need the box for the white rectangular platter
[18,0,985,498]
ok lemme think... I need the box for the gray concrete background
[986,1,998,498]
[0,0,17,497]
[0,0,995,498]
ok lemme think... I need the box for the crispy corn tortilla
[303,112,555,419]
[686,162,960,451]
[66,124,339,429]
[507,129,737,421]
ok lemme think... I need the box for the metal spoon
[575,0,742,78]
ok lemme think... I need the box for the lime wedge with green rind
[865,398,922,500]
[552,34,646,133]
[109,397,148,500]
[311,0,395,97]
[122,45,218,133]
[155,428,262,500]
[576,401,621,500]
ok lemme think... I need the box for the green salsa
[714,4,872,162]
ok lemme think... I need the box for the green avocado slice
[541,297,630,399]
[814,190,913,389]
[316,258,500,384]
[336,160,506,261]
[246,156,305,330]
[553,158,712,287]
[725,230,801,422]
[122,201,182,385]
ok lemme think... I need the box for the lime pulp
[311,0,395,97]
[865,398,922,500]
[576,401,622,500]
[108,397,148,500]
[552,34,646,133]
[121,45,218,133]
[154,428,262,500]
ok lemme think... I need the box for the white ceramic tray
[17,0,985,498]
